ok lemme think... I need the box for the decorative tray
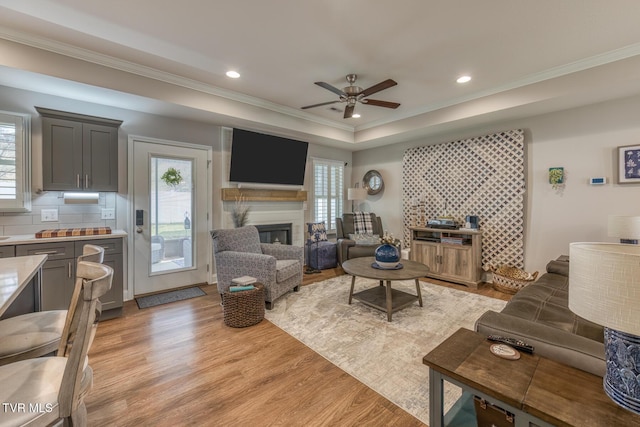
[35,227,112,238]
[371,262,404,270]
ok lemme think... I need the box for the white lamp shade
[568,242,640,335]
[608,215,640,239]
[347,188,367,201]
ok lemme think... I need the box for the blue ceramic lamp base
[604,327,640,414]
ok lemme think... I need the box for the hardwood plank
[85,282,424,426]
[85,266,508,425]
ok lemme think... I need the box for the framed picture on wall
[618,144,640,183]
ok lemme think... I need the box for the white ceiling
[2,0,640,150]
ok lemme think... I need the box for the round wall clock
[363,170,384,195]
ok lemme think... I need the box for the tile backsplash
[0,191,117,235]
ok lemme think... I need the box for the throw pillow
[307,222,328,243]
[348,233,380,245]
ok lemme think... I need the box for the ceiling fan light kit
[301,74,400,119]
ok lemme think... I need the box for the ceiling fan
[301,74,400,119]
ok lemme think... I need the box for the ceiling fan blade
[315,82,347,97]
[344,104,355,119]
[362,99,401,109]
[301,100,340,109]
[359,79,397,97]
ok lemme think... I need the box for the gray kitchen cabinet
[74,239,123,318]
[0,246,15,258]
[16,242,75,311]
[14,238,124,317]
[37,107,122,192]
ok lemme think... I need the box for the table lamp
[608,215,640,244]
[568,242,640,414]
[347,183,367,212]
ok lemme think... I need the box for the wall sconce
[63,192,99,204]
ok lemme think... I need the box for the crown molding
[0,27,354,133]
[355,42,640,133]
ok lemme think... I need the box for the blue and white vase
[375,243,400,269]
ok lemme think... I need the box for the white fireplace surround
[222,203,305,247]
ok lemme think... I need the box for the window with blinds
[0,112,30,212]
[312,158,344,231]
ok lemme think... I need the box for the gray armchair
[211,226,303,310]
[336,212,384,265]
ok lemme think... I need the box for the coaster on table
[490,344,520,360]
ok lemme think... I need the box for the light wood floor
[85,267,511,426]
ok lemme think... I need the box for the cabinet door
[412,242,440,273]
[0,246,15,258]
[41,258,74,311]
[83,123,118,191]
[42,117,83,191]
[75,239,123,314]
[100,253,124,311]
[440,245,473,282]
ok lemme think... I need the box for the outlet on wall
[101,208,115,220]
[41,209,59,222]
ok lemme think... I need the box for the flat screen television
[229,128,309,186]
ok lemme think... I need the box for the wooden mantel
[221,188,307,202]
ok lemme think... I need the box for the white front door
[130,137,211,295]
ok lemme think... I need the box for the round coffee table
[341,256,430,321]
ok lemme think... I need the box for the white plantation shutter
[312,158,344,231]
[0,112,30,211]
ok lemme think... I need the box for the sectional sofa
[475,257,605,376]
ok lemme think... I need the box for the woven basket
[491,266,538,294]
[222,283,265,327]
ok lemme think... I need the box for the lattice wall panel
[402,129,525,269]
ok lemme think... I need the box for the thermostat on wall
[589,177,607,185]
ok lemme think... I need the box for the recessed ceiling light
[352,113,361,118]
[456,75,471,84]
[226,70,240,79]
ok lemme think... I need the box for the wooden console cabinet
[409,227,482,288]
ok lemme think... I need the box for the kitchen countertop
[0,254,47,316]
[0,229,127,246]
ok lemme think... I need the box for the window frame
[0,111,31,212]
[311,157,344,233]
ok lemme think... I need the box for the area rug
[264,275,507,424]
[136,286,206,309]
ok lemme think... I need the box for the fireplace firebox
[255,223,292,245]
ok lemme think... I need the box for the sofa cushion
[276,259,300,283]
[348,233,380,245]
[546,259,569,276]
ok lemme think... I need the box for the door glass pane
[150,156,194,274]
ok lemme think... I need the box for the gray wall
[352,94,640,274]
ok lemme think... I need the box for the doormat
[136,287,206,309]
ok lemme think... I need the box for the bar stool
[0,244,104,366]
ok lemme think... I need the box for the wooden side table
[423,328,640,427]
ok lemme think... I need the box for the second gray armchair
[336,212,384,265]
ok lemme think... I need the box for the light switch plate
[41,209,58,222]
[101,208,115,220]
